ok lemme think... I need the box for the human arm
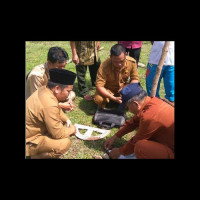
[43,106,76,139]
[59,107,76,135]
[104,116,139,150]
[130,79,139,83]
[96,41,101,51]
[63,119,76,136]
[104,136,121,158]
[70,41,79,65]
[130,63,140,83]
[104,116,139,159]
[105,116,139,156]
[96,86,122,104]
[104,134,119,150]
[95,59,122,103]
[118,114,159,155]
[58,101,75,112]
[116,116,139,138]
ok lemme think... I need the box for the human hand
[114,96,122,104]
[109,148,120,159]
[104,135,117,150]
[66,119,72,127]
[59,102,75,112]
[72,54,79,65]
[97,41,101,51]
[68,124,76,137]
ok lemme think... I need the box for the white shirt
[148,41,174,65]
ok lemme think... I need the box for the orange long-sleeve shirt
[116,96,174,155]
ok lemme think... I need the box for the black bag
[92,108,127,129]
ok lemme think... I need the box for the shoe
[138,62,146,68]
[83,94,93,101]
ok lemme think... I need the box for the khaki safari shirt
[96,56,139,94]
[75,41,98,66]
[26,63,49,100]
[26,86,73,145]
[116,96,174,155]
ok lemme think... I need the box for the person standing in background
[70,41,101,101]
[118,41,143,68]
[145,41,174,105]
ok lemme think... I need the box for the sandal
[83,94,93,101]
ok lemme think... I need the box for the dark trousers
[76,58,101,96]
[126,47,141,67]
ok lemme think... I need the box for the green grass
[26,41,165,159]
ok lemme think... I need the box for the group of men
[26,41,175,159]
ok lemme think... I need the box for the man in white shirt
[146,41,174,104]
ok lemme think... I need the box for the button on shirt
[96,56,139,93]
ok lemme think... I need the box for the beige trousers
[26,135,71,159]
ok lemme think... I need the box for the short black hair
[47,47,69,64]
[110,44,126,56]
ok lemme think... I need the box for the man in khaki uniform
[70,41,101,101]
[26,68,77,159]
[26,46,76,111]
[94,44,140,109]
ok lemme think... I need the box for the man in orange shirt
[104,83,174,159]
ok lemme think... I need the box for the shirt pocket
[121,71,130,83]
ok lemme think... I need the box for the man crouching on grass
[104,83,174,159]
[26,69,77,159]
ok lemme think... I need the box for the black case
[93,108,127,129]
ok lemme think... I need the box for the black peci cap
[49,68,76,85]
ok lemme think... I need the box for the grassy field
[26,41,165,159]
